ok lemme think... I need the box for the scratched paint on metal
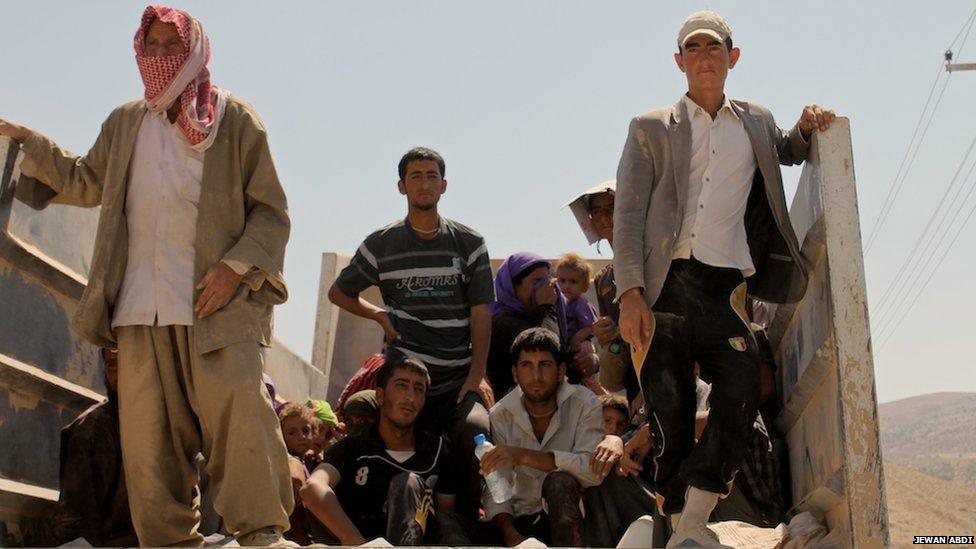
[770,119,888,546]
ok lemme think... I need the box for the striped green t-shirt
[335,217,495,396]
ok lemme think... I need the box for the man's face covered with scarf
[134,5,220,147]
[144,17,187,58]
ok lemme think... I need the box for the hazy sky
[4,1,975,403]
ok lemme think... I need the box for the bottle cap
[474,433,486,445]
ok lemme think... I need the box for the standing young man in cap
[613,10,835,548]
[0,6,294,546]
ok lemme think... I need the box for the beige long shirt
[15,96,289,353]
[484,382,604,520]
[672,94,758,276]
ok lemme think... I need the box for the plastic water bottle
[473,433,513,503]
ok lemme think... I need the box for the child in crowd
[341,389,379,436]
[599,393,631,437]
[555,253,606,395]
[306,399,340,465]
[277,403,318,544]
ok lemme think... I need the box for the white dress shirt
[112,110,203,327]
[672,94,758,276]
[484,382,604,520]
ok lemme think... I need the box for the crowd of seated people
[55,152,792,548]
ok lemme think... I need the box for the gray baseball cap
[677,11,732,48]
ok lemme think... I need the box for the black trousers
[385,472,470,545]
[417,387,490,521]
[641,258,761,515]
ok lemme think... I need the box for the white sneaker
[236,527,299,547]
[617,515,655,548]
[358,538,393,547]
[665,523,733,549]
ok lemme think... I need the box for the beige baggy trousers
[116,325,293,546]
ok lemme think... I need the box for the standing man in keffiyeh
[0,6,294,546]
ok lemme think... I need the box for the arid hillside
[884,461,976,545]
[879,392,976,488]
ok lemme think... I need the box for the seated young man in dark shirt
[300,355,467,546]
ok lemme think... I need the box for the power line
[877,166,976,350]
[863,62,947,252]
[864,7,976,252]
[874,143,976,338]
[872,134,976,319]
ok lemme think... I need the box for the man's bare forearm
[469,304,491,378]
[328,282,383,321]
[516,448,556,472]
[301,484,365,545]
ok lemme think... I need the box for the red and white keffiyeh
[134,5,227,151]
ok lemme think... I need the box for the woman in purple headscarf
[486,252,571,397]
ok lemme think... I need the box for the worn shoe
[616,515,655,548]
[665,523,733,549]
[236,527,299,547]
[358,538,393,547]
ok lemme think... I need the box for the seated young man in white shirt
[479,327,604,547]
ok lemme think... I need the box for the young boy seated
[481,327,604,547]
[583,393,658,547]
[300,356,468,546]
[600,393,631,437]
[555,253,606,395]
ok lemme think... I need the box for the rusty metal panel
[770,119,888,547]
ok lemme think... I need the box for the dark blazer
[613,98,812,307]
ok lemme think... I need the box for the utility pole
[945,50,976,72]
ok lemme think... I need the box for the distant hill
[884,461,976,545]
[878,392,976,489]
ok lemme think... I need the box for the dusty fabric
[110,109,203,326]
[639,258,760,515]
[115,325,293,545]
[133,5,227,149]
[15,96,290,354]
[613,98,811,307]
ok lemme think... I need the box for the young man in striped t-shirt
[328,147,495,520]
